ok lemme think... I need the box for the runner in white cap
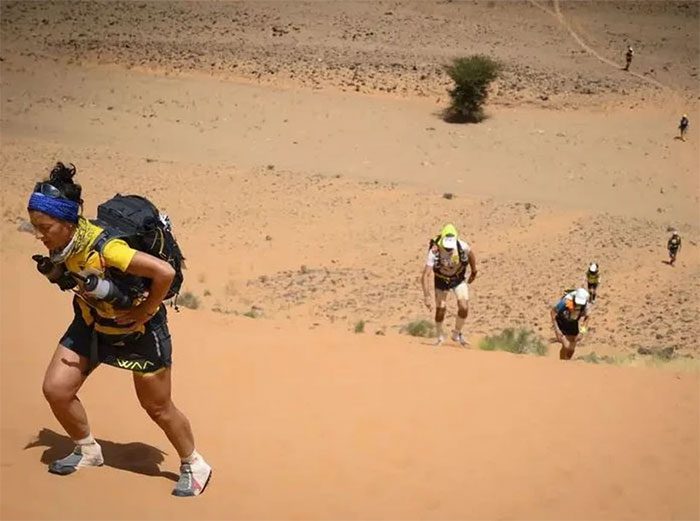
[551,288,590,360]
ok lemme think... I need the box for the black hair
[45,162,83,204]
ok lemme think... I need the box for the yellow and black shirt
[586,271,600,285]
[64,218,141,335]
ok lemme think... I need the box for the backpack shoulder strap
[457,240,467,263]
[87,230,112,271]
[92,230,111,254]
[428,236,441,254]
[91,229,126,267]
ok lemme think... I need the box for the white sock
[436,322,444,337]
[181,450,201,465]
[75,434,101,455]
[75,434,96,446]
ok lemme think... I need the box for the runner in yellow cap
[420,224,478,347]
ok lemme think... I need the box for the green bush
[242,306,264,319]
[402,320,436,338]
[354,320,366,334]
[444,55,501,123]
[576,352,624,365]
[479,327,547,356]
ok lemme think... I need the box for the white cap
[441,235,457,250]
[589,262,598,273]
[574,288,589,306]
[672,229,679,235]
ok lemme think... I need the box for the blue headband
[27,192,80,223]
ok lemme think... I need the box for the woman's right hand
[424,295,432,311]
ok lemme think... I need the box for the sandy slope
[1,0,699,519]
[1,261,699,520]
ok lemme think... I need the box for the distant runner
[624,46,634,71]
[586,262,600,303]
[667,230,682,266]
[679,114,689,141]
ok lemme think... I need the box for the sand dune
[2,266,699,520]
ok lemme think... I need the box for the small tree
[444,55,501,123]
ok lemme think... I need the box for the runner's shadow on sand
[24,428,178,482]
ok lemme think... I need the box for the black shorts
[60,299,172,374]
[556,316,579,337]
[434,276,465,291]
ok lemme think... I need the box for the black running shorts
[556,316,580,337]
[60,300,172,374]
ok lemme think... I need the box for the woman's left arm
[115,251,175,326]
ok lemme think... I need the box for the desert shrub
[444,55,501,123]
[354,320,366,333]
[178,291,200,310]
[479,327,547,356]
[577,352,605,364]
[243,306,264,319]
[402,320,435,338]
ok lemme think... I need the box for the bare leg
[559,336,578,360]
[134,369,212,496]
[133,368,194,458]
[455,300,469,332]
[588,285,597,303]
[434,289,448,341]
[42,345,91,440]
[43,345,104,474]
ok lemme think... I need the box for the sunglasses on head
[34,182,65,199]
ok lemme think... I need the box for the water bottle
[82,274,133,309]
[32,255,77,290]
[33,255,65,283]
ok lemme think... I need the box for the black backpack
[91,194,185,301]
